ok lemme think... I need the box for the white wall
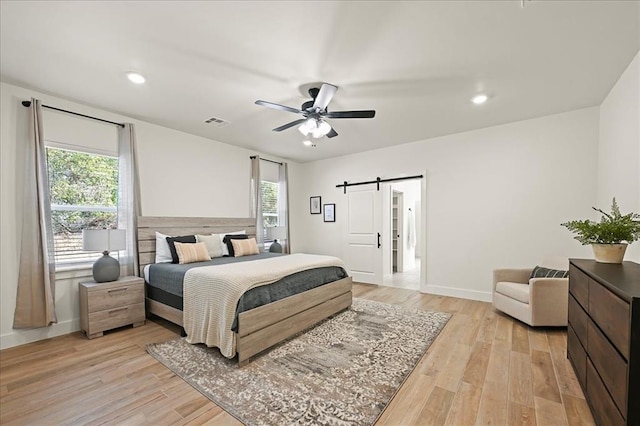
[290,108,599,301]
[598,52,640,262]
[0,81,282,349]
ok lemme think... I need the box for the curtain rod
[249,155,283,165]
[336,174,423,194]
[21,101,125,128]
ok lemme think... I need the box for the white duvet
[183,253,346,358]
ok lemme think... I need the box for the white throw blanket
[183,253,347,358]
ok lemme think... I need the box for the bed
[137,216,353,364]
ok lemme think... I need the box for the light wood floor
[0,283,594,425]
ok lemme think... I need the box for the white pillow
[219,230,246,256]
[155,231,173,263]
[196,234,224,258]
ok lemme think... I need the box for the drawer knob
[107,287,128,294]
[108,307,128,314]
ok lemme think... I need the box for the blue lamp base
[93,251,121,282]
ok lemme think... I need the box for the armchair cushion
[495,282,530,304]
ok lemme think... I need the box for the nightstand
[79,276,145,339]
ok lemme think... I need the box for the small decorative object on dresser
[561,198,640,263]
[79,276,145,339]
[567,259,640,425]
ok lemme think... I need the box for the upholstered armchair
[492,263,569,327]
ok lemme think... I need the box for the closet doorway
[383,179,421,290]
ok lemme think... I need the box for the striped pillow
[174,242,211,264]
[530,265,569,279]
[231,237,260,257]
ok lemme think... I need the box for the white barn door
[343,188,383,284]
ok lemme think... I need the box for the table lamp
[82,229,126,282]
[266,227,286,253]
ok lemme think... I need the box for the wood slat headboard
[137,216,257,275]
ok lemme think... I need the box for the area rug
[146,298,451,426]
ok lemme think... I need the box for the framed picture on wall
[310,196,322,214]
[323,204,335,222]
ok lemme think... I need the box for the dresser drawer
[568,294,588,349]
[586,358,625,426]
[88,282,144,313]
[569,264,589,310]
[588,319,628,415]
[588,280,630,359]
[567,325,587,387]
[87,302,145,334]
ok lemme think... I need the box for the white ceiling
[1,1,638,163]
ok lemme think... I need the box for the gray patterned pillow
[530,265,569,279]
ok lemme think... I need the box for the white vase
[591,243,627,264]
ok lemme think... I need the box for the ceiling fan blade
[324,110,376,119]
[326,127,338,138]
[255,100,303,114]
[312,83,338,110]
[272,118,307,132]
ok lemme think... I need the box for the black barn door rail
[336,174,423,194]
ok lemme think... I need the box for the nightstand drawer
[88,283,144,313]
[88,302,145,334]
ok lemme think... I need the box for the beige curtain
[117,123,141,277]
[278,162,291,253]
[13,98,57,329]
[250,156,264,247]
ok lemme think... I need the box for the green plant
[561,198,640,245]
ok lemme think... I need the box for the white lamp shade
[266,226,286,241]
[82,229,126,252]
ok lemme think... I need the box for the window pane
[261,181,279,230]
[47,147,118,207]
[47,147,118,264]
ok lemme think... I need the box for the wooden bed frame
[137,216,353,363]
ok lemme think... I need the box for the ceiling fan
[255,83,375,139]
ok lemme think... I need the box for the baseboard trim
[422,285,492,303]
[0,318,80,350]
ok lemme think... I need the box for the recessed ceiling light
[302,140,316,147]
[472,94,488,105]
[126,72,146,84]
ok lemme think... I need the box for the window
[261,180,279,232]
[46,147,118,265]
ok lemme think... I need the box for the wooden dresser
[567,259,640,426]
[79,276,146,339]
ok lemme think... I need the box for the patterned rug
[146,298,451,426]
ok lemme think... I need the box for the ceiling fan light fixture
[298,118,316,136]
[472,94,489,105]
[298,118,331,138]
[302,140,316,147]
[311,120,332,138]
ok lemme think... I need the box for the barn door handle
[377,233,381,249]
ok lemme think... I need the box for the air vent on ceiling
[204,116,229,128]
